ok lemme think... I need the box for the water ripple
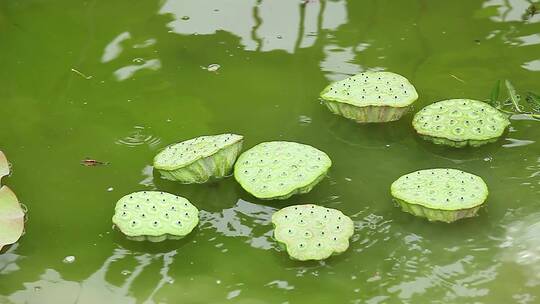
[115,126,161,149]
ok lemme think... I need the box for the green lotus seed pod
[272,204,354,261]
[413,99,510,148]
[112,191,199,242]
[153,133,243,183]
[234,141,331,200]
[320,71,418,123]
[390,168,489,223]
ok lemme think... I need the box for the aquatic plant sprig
[488,80,540,119]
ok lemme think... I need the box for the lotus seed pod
[234,141,331,200]
[320,71,418,123]
[390,169,489,223]
[112,191,199,242]
[153,134,243,183]
[413,99,510,148]
[272,204,354,261]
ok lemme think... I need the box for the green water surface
[1,0,540,303]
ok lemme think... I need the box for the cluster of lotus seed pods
[109,70,510,259]
[272,204,354,261]
[112,191,199,242]
[153,133,244,183]
[320,71,419,123]
[391,169,489,223]
[413,99,510,148]
[234,141,332,200]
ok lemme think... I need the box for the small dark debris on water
[81,158,109,167]
[474,39,481,44]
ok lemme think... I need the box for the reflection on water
[483,0,540,22]
[2,0,540,302]
[159,0,347,53]
[500,212,540,287]
[114,59,162,81]
[102,32,132,63]
[6,248,180,304]
[0,245,21,276]
[200,199,276,250]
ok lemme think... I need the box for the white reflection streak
[143,250,177,304]
[114,59,161,81]
[159,0,347,53]
[102,32,131,63]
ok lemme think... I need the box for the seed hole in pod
[136,204,140,208]
[362,96,365,99]
[244,161,249,165]
[460,197,464,200]
[129,196,133,199]
[153,221,158,226]
[288,229,292,233]
[123,204,127,208]
[333,237,337,241]
[152,206,156,210]
[321,231,325,235]
[176,221,182,225]
[299,244,305,248]
[317,243,322,247]
[131,221,137,226]
[122,212,127,216]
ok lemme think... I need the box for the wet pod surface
[413,99,510,141]
[153,133,243,170]
[272,204,354,261]
[391,168,488,210]
[320,71,418,107]
[112,191,199,239]
[234,141,331,199]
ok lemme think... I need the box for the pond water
[1,0,540,303]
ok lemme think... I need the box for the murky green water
[1,0,540,303]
